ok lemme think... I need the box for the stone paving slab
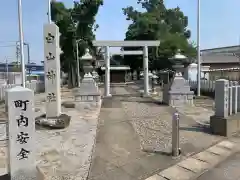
[196,150,240,180]
[145,140,240,180]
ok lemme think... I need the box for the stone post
[143,46,149,96]
[43,23,61,118]
[238,85,240,112]
[215,79,229,118]
[104,46,111,97]
[232,81,238,114]
[6,86,36,179]
[210,79,240,136]
[229,81,233,116]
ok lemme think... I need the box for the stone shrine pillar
[43,23,61,118]
[6,86,37,179]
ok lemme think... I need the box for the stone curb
[145,139,240,180]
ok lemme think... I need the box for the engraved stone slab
[6,86,36,179]
[43,23,61,118]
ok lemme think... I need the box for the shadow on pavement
[180,124,212,135]
[141,149,172,156]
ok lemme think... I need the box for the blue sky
[0,0,239,64]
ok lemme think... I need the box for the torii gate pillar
[105,46,111,97]
[143,46,149,96]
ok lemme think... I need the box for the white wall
[184,63,210,81]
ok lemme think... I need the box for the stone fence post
[232,81,238,114]
[209,79,240,136]
[228,81,233,116]
[215,79,229,118]
[6,86,37,179]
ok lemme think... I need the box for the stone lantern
[81,48,94,76]
[170,50,188,77]
[163,50,194,106]
[74,48,100,104]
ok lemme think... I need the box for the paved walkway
[197,152,240,180]
[196,135,240,180]
[87,86,180,180]
[87,84,223,180]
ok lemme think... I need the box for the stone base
[75,94,101,102]
[141,93,151,98]
[75,101,101,110]
[210,114,240,136]
[35,114,71,129]
[168,92,194,107]
[163,74,194,106]
[103,94,112,98]
[5,166,42,180]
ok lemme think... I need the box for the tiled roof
[201,45,240,54]
[201,54,240,63]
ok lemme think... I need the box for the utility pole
[48,0,52,23]
[18,0,26,87]
[5,57,8,84]
[197,0,201,96]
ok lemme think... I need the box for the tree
[51,0,103,87]
[122,0,196,71]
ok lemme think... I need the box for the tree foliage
[51,0,103,86]
[122,0,197,70]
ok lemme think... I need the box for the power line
[0,41,17,44]
[0,45,16,48]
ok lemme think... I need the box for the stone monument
[6,86,38,179]
[163,50,194,106]
[37,23,70,129]
[43,23,61,118]
[74,49,100,103]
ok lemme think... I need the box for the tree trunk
[67,69,72,89]
[67,67,73,88]
[67,64,76,88]
[71,65,76,88]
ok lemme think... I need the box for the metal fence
[189,80,216,93]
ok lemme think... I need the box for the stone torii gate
[92,40,160,97]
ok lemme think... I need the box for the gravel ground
[120,85,221,155]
